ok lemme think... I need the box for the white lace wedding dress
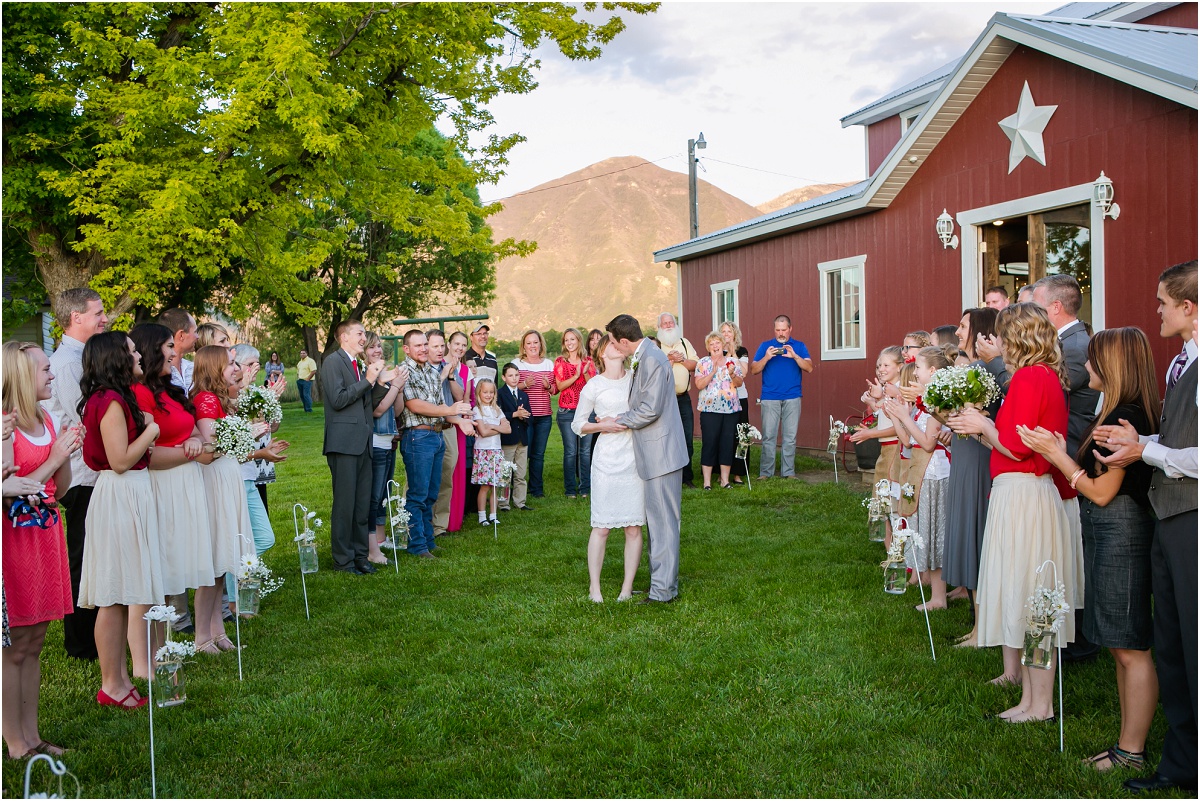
[572,372,645,528]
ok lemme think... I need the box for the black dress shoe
[335,564,365,575]
[517,505,534,511]
[1125,774,1196,793]
[637,596,676,605]
[355,561,377,574]
[682,481,696,489]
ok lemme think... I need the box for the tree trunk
[302,324,323,403]
[29,225,134,315]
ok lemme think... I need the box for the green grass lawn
[3,399,1179,798]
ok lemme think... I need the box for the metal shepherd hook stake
[1035,557,1065,752]
[292,502,312,619]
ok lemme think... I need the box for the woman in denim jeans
[365,332,407,565]
[554,328,597,498]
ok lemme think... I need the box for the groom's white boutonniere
[630,354,640,373]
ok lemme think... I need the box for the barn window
[818,255,866,361]
[710,279,739,330]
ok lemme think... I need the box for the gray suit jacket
[1058,321,1099,455]
[617,340,689,480]
[321,349,374,456]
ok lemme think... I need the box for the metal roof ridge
[1006,12,1199,32]
[839,60,957,124]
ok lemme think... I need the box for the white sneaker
[489,516,500,525]
[478,514,488,526]
[381,537,397,550]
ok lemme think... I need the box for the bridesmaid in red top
[2,341,82,757]
[554,328,597,498]
[130,324,218,672]
[189,346,256,655]
[76,332,162,710]
[947,303,1083,723]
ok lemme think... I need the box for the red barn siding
[1142,4,1197,27]
[867,116,902,175]
[680,46,1198,452]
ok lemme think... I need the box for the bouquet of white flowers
[144,605,182,625]
[1026,581,1070,635]
[389,504,411,531]
[237,554,284,597]
[922,365,1001,414]
[828,417,849,454]
[235,385,283,425]
[211,415,256,462]
[155,640,196,664]
[294,510,323,544]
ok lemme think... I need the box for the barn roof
[654,12,1199,264]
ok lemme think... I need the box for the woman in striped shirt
[513,330,556,499]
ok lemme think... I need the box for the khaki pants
[501,444,528,510]
[432,427,458,535]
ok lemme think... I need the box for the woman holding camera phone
[695,332,744,489]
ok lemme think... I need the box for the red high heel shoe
[97,687,147,708]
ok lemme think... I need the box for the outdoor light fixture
[936,209,959,250]
[1093,171,1120,220]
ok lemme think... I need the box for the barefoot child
[471,379,510,525]
[884,346,953,611]
[850,346,904,546]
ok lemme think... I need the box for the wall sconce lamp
[936,209,959,249]
[1093,171,1120,220]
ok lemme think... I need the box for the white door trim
[956,181,1106,330]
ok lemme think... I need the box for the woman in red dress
[76,332,162,709]
[947,303,1083,723]
[190,346,255,654]
[130,324,218,674]
[2,342,81,756]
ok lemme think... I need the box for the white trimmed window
[710,279,739,331]
[818,255,866,360]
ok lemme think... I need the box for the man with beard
[658,312,699,489]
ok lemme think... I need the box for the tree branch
[328,8,380,61]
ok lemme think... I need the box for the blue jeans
[296,378,313,412]
[527,415,553,498]
[759,397,801,477]
[556,408,593,495]
[399,428,444,555]
[370,446,397,528]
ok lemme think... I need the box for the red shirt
[990,364,1069,480]
[133,384,196,448]
[553,356,596,410]
[514,359,555,417]
[193,391,228,421]
[82,390,150,472]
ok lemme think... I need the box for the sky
[474,1,1052,208]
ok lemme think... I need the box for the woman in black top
[1018,326,1159,773]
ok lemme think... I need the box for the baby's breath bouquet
[237,554,284,597]
[155,640,196,665]
[211,415,256,462]
[922,365,1001,414]
[389,504,411,531]
[295,511,322,545]
[235,385,283,425]
[1026,581,1070,636]
[736,423,762,459]
[828,417,849,454]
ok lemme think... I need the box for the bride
[572,334,645,602]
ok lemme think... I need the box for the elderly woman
[720,321,750,484]
[232,344,286,557]
[695,331,744,490]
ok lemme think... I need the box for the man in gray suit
[1032,275,1100,662]
[596,314,689,603]
[321,320,390,575]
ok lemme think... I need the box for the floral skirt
[471,448,505,487]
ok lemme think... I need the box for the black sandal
[1084,743,1145,771]
[702,485,712,491]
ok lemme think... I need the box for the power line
[481,154,681,205]
[700,156,841,186]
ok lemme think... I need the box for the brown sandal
[34,740,67,757]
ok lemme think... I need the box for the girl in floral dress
[472,380,510,526]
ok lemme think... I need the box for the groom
[596,314,689,603]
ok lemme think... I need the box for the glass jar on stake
[1022,620,1055,670]
[863,491,889,543]
[152,641,194,707]
[1023,562,1069,671]
[237,578,262,617]
[882,526,910,594]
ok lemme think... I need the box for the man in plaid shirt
[399,330,472,557]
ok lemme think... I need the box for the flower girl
[850,346,904,545]
[471,379,510,526]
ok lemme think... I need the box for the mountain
[755,182,858,215]
[452,157,762,340]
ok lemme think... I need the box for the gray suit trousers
[645,469,683,601]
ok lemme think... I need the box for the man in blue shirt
[751,315,813,479]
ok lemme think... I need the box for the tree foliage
[2,2,657,325]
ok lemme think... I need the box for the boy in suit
[498,362,533,511]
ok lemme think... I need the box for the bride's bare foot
[589,591,603,604]
[616,592,632,602]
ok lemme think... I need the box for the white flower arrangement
[235,385,283,425]
[211,415,257,463]
[922,365,1002,413]
[389,503,411,530]
[874,479,892,497]
[901,483,916,501]
[827,417,849,454]
[499,460,519,483]
[1026,581,1071,635]
[737,423,762,446]
[884,524,911,564]
[861,495,889,518]
[155,640,196,664]
[237,554,284,597]
[295,510,322,544]
[144,605,182,624]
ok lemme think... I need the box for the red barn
[655,3,1198,454]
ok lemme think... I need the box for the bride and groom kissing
[576,314,688,604]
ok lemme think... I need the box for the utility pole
[687,132,706,240]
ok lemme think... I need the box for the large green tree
[2,2,655,323]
